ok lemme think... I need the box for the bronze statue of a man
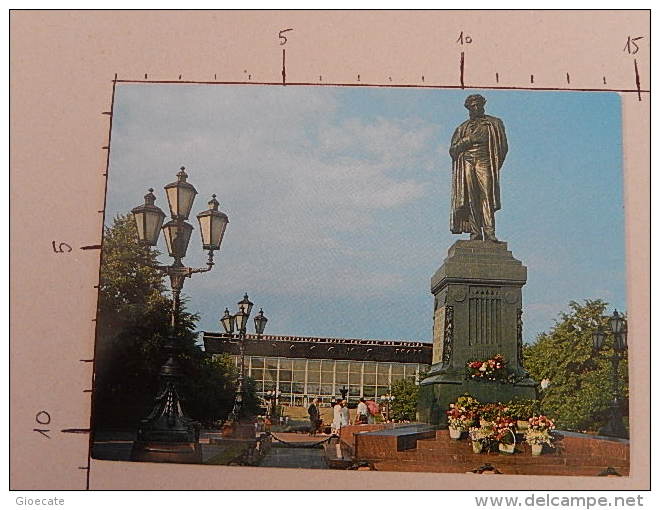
[449,94,508,241]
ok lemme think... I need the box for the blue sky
[106,84,625,345]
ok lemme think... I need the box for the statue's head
[464,94,486,117]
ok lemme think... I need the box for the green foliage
[93,214,256,429]
[502,398,542,420]
[523,299,628,433]
[390,377,421,421]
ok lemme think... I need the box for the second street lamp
[130,167,229,462]
[592,309,629,439]
[222,294,268,428]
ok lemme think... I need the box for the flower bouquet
[467,354,512,382]
[528,415,556,431]
[477,402,502,427]
[468,425,496,453]
[494,416,517,454]
[446,404,475,439]
[504,399,542,431]
[525,429,554,456]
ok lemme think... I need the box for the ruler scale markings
[460,51,465,89]
[634,58,642,101]
[112,78,648,94]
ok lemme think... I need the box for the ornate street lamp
[380,394,395,421]
[221,308,235,336]
[254,309,268,337]
[131,189,166,246]
[264,389,281,418]
[592,309,628,439]
[130,167,228,460]
[223,294,268,425]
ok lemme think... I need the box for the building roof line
[202,331,431,348]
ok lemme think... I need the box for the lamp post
[222,296,268,424]
[264,389,280,419]
[130,167,229,459]
[592,309,628,439]
[380,394,395,422]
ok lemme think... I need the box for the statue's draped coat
[449,115,508,234]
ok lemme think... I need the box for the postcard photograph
[90,84,628,478]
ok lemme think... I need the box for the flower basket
[525,428,553,455]
[449,427,463,440]
[495,422,516,455]
[472,440,484,454]
[498,442,515,454]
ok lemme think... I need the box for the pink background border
[10,10,649,490]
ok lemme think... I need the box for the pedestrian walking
[355,398,369,424]
[308,397,321,436]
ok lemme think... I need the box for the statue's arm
[499,120,508,161]
[449,127,470,160]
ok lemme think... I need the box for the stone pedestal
[418,240,536,426]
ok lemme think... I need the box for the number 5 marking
[279,28,294,45]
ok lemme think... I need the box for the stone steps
[352,426,629,477]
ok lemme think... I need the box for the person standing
[355,398,369,425]
[340,400,350,428]
[366,399,379,424]
[308,397,320,436]
[331,399,342,434]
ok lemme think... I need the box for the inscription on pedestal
[468,286,502,346]
[432,306,446,364]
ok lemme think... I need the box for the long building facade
[203,332,433,406]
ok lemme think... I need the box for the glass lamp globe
[131,188,165,246]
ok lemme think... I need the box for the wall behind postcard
[10,10,649,490]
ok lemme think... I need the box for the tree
[523,299,628,433]
[93,214,257,430]
[390,374,426,422]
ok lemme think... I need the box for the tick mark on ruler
[495,73,499,83]
[83,389,93,393]
[566,73,570,84]
[102,146,109,150]
[530,75,534,84]
[101,111,111,116]
[80,245,102,250]
[459,51,465,89]
[144,74,148,79]
[634,58,642,101]
[282,49,286,85]
[421,75,424,82]
[603,76,607,85]
[80,359,94,363]
[61,428,91,434]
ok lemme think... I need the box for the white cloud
[107,85,441,300]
